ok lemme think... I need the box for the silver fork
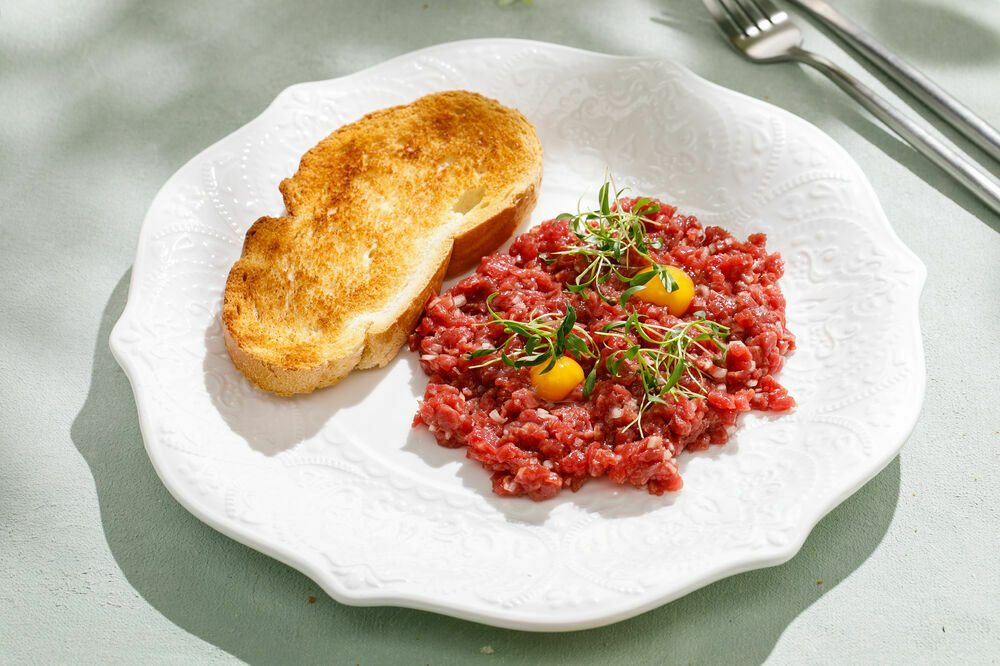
[701,0,1000,216]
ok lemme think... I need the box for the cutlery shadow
[73,269,899,665]
[787,0,1000,184]
[867,0,1000,67]
[795,67,1000,234]
[652,2,1000,234]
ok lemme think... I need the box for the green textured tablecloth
[3,1,998,663]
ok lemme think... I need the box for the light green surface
[2,0,998,663]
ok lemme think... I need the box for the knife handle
[789,0,1000,165]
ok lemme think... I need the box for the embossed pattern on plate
[111,39,925,631]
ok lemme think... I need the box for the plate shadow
[73,270,900,664]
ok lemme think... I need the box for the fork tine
[732,0,771,29]
[700,0,747,42]
[718,0,760,36]
[745,0,790,26]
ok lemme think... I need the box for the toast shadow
[202,310,380,456]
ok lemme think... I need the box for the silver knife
[788,0,1000,165]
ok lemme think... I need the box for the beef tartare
[409,190,795,501]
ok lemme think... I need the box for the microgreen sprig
[460,179,729,419]
[551,179,679,305]
[462,293,730,415]
[598,311,730,434]
[465,293,600,397]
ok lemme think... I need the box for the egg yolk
[530,356,585,401]
[632,265,695,316]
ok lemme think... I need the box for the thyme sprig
[551,180,679,305]
[465,293,601,397]
[597,311,730,434]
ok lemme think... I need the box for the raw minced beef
[408,198,795,500]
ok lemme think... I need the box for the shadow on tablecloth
[656,1,1000,234]
[72,269,900,665]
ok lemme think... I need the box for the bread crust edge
[222,170,540,396]
[357,166,541,369]
[223,324,365,397]
[223,92,543,396]
[355,247,451,370]
[446,170,541,279]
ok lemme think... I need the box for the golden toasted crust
[222,90,543,395]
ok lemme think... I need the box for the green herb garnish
[551,178,679,305]
[598,310,730,434]
[464,293,729,415]
[465,293,600,396]
[462,178,729,422]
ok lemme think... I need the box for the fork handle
[789,0,1000,166]
[790,48,1000,216]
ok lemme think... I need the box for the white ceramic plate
[111,39,926,631]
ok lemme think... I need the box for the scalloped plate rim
[110,38,926,631]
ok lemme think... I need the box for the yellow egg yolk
[530,356,585,401]
[632,265,695,316]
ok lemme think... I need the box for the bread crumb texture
[223,90,542,395]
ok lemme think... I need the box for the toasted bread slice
[223,90,543,395]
